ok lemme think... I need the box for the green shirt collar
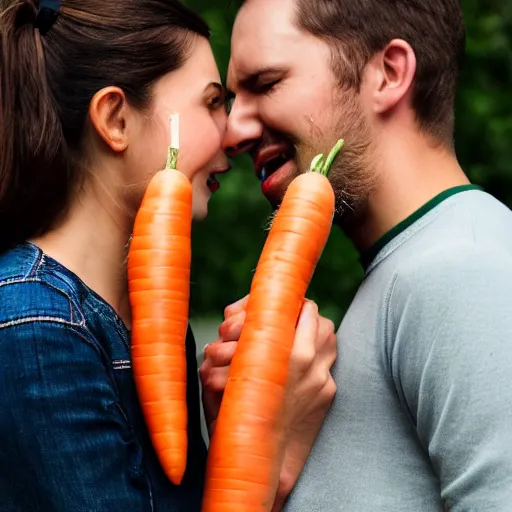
[360,184,483,271]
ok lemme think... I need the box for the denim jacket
[0,242,207,511]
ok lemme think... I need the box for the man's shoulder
[381,232,512,350]
[391,239,511,299]
[390,190,512,294]
[384,219,512,373]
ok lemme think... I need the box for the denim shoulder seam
[0,276,86,326]
[0,315,82,330]
[37,256,86,325]
[23,243,45,279]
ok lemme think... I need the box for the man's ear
[89,86,130,153]
[369,39,416,115]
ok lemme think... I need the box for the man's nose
[222,98,262,158]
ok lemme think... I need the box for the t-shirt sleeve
[0,320,154,511]
[387,246,512,511]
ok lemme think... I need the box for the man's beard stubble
[295,89,378,228]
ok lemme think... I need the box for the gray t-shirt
[286,185,512,511]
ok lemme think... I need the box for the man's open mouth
[254,146,295,184]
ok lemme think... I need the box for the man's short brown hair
[240,0,466,145]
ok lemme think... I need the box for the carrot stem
[309,154,325,173]
[166,114,180,170]
[166,147,179,170]
[309,139,345,177]
[321,138,344,176]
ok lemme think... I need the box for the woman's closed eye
[207,88,226,111]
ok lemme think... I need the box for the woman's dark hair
[0,0,210,252]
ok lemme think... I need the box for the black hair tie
[34,0,61,36]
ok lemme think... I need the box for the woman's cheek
[182,121,221,177]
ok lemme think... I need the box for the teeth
[260,167,267,182]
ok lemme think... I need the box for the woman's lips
[206,165,230,193]
[207,174,220,193]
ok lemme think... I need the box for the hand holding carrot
[199,297,337,507]
[199,295,248,437]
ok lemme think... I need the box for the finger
[200,338,218,364]
[204,366,231,393]
[323,332,338,368]
[293,370,337,415]
[218,310,246,341]
[316,316,335,350]
[198,357,211,384]
[309,332,338,375]
[203,339,221,357]
[202,339,223,366]
[204,341,237,368]
[290,300,319,376]
[224,294,249,318]
[318,376,337,408]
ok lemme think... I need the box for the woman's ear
[89,86,130,153]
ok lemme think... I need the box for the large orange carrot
[127,114,191,485]
[202,140,344,512]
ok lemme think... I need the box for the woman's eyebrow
[203,81,225,94]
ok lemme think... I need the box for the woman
[0,0,337,510]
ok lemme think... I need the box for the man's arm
[388,246,512,511]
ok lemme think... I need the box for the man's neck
[342,132,470,253]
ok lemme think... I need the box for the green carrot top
[309,139,345,176]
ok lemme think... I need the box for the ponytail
[0,0,68,252]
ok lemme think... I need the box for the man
[204,0,512,510]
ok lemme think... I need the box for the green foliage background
[184,0,512,327]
